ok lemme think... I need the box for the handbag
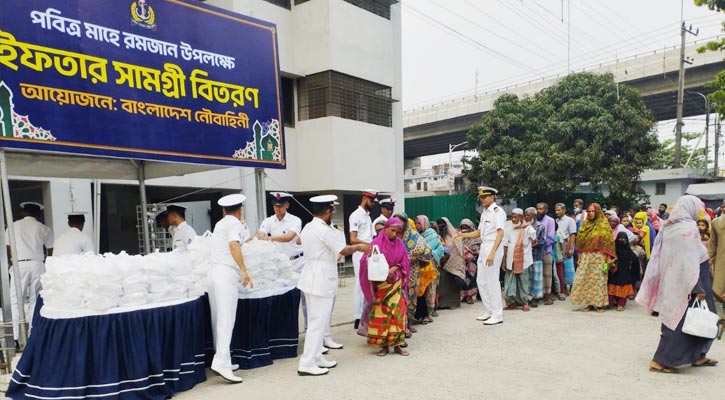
[367,245,390,282]
[683,299,720,339]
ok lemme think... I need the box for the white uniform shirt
[349,206,373,243]
[6,216,53,260]
[258,212,303,257]
[503,223,536,270]
[172,221,197,252]
[53,227,93,256]
[478,203,506,242]
[297,217,346,298]
[210,215,244,268]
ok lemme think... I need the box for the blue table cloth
[6,297,207,400]
[205,288,301,369]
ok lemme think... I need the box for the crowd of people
[342,188,722,377]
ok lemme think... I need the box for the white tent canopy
[685,182,725,200]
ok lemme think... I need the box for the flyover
[404,37,725,159]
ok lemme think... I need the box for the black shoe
[530,301,538,308]
[354,319,360,329]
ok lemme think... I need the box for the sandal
[617,306,624,312]
[423,316,434,323]
[394,346,409,356]
[649,361,678,374]
[579,307,590,312]
[466,297,475,305]
[596,307,606,313]
[504,304,518,311]
[409,326,417,333]
[693,358,719,367]
[404,329,412,339]
[377,347,389,357]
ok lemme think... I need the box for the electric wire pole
[674,21,699,168]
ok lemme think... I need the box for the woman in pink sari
[636,195,717,373]
[358,218,410,356]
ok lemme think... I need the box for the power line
[403,3,546,77]
[421,0,561,64]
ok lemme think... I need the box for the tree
[463,73,659,209]
[695,0,725,115]
[694,0,725,11]
[650,132,707,169]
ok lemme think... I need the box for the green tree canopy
[464,73,659,208]
[650,132,707,170]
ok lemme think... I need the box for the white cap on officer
[477,186,498,197]
[20,201,44,211]
[218,194,247,208]
[379,197,395,209]
[270,192,293,206]
[310,195,339,206]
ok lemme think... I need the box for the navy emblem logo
[131,0,157,30]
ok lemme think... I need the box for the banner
[0,0,286,168]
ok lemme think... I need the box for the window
[343,0,393,19]
[297,71,393,127]
[263,0,291,9]
[416,182,421,191]
[655,182,666,195]
[424,182,428,191]
[281,77,295,127]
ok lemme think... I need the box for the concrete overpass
[404,37,725,160]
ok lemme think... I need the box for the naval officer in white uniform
[7,202,53,340]
[455,187,506,326]
[372,197,395,237]
[256,192,304,271]
[166,204,196,252]
[208,194,253,383]
[53,211,93,256]
[297,195,371,376]
[349,189,377,329]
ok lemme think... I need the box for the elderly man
[524,207,546,307]
[554,203,577,297]
[573,199,585,223]
[502,208,536,311]
[456,187,505,326]
[536,203,556,305]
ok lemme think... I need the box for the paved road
[177,281,725,400]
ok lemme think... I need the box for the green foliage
[694,0,725,11]
[695,0,725,115]
[650,133,707,169]
[463,73,658,210]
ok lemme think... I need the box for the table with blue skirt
[204,287,301,369]
[6,287,301,400]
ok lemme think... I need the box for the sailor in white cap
[297,195,371,376]
[455,187,505,325]
[53,212,94,256]
[166,204,196,252]
[7,201,53,340]
[349,189,378,329]
[208,194,253,383]
[256,192,304,271]
[372,197,395,237]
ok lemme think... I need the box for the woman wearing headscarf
[436,217,466,310]
[395,214,433,337]
[636,195,718,373]
[459,219,481,304]
[608,232,640,311]
[570,203,616,312]
[416,215,446,322]
[358,218,410,356]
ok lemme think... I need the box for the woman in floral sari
[395,214,433,337]
[571,203,616,312]
[359,218,410,356]
[416,215,447,322]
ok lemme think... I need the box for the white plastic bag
[683,299,720,339]
[367,245,389,282]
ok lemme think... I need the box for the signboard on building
[0,0,286,168]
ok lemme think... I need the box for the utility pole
[716,114,721,176]
[674,21,699,168]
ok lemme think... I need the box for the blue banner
[0,0,286,168]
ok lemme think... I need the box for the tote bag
[367,245,389,282]
[683,299,720,339]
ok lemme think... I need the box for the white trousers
[477,242,504,321]
[352,252,365,319]
[11,260,44,340]
[299,293,334,368]
[295,257,308,329]
[208,264,240,369]
[323,297,335,341]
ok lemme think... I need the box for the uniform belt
[290,253,304,260]
[18,259,42,262]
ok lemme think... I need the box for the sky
[399,0,725,167]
